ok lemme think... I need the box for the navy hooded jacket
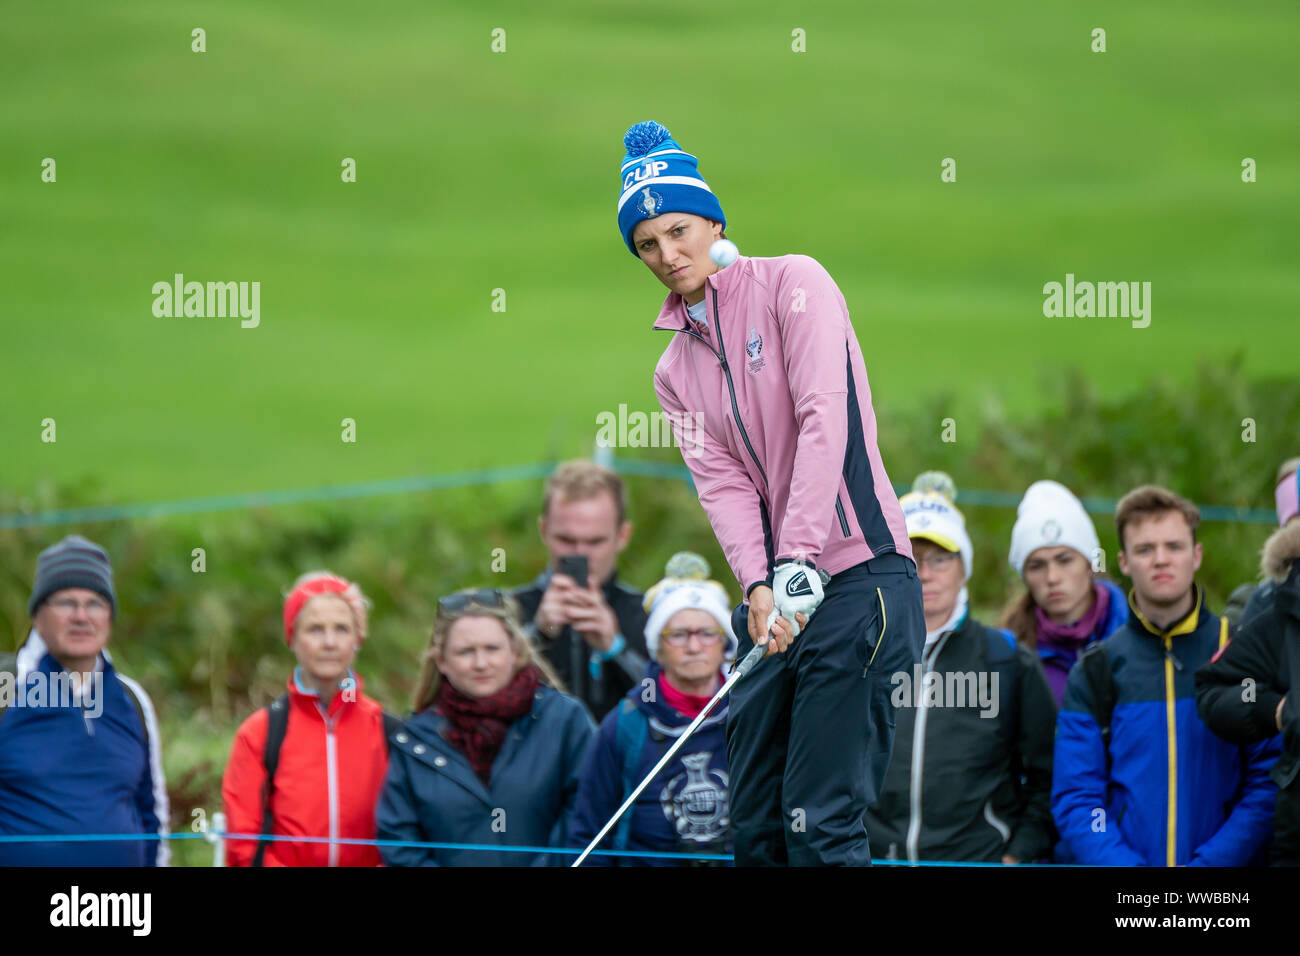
[569,663,732,866]
[0,632,169,866]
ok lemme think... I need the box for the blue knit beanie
[617,121,726,258]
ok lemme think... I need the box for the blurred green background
[2,0,1297,863]
[3,0,1297,501]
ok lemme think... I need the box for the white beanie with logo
[1008,480,1101,576]
[643,552,738,662]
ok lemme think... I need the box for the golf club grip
[733,636,771,677]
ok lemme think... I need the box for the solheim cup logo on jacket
[660,751,729,843]
[745,328,765,373]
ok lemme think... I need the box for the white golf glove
[764,562,826,639]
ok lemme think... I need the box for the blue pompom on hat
[617,121,726,258]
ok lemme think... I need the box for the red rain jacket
[222,673,389,866]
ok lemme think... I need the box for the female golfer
[618,120,924,866]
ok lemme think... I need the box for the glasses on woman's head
[437,588,508,615]
[661,626,724,646]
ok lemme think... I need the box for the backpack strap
[1078,642,1116,772]
[988,629,1020,748]
[118,679,149,748]
[0,652,15,729]
[381,711,402,754]
[253,694,291,868]
[614,698,650,853]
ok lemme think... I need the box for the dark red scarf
[435,665,541,786]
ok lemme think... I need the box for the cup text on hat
[624,161,669,190]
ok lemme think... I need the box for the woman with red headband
[221,571,396,866]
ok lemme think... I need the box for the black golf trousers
[726,553,924,866]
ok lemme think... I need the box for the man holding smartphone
[512,461,649,720]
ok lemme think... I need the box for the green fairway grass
[3,0,1296,504]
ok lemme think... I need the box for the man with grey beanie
[0,534,170,866]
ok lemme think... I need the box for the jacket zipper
[835,495,851,537]
[983,799,1011,843]
[325,713,340,867]
[657,287,769,491]
[1163,635,1177,868]
[906,632,952,863]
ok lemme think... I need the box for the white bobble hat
[1008,480,1101,576]
[643,552,738,662]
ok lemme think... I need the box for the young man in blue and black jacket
[1052,486,1280,866]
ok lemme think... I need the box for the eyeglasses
[47,597,111,617]
[661,627,725,646]
[916,551,959,571]
[437,588,508,615]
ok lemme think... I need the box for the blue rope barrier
[0,830,727,862]
[0,462,562,530]
[625,460,1279,525]
[0,833,208,843]
[0,457,1280,529]
[217,833,732,862]
[0,830,1078,865]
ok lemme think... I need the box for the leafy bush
[2,357,1294,862]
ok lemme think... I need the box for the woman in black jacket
[865,474,1058,864]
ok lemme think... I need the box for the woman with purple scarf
[999,480,1127,707]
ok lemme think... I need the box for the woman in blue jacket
[569,553,736,866]
[376,589,595,866]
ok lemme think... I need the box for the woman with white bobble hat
[568,553,736,866]
[999,480,1128,707]
[865,473,1057,865]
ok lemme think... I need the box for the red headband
[283,576,354,644]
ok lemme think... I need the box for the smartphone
[557,554,589,586]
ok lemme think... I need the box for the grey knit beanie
[28,534,117,619]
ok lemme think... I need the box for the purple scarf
[1035,581,1111,705]
[1035,580,1111,650]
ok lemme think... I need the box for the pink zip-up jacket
[652,254,912,596]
